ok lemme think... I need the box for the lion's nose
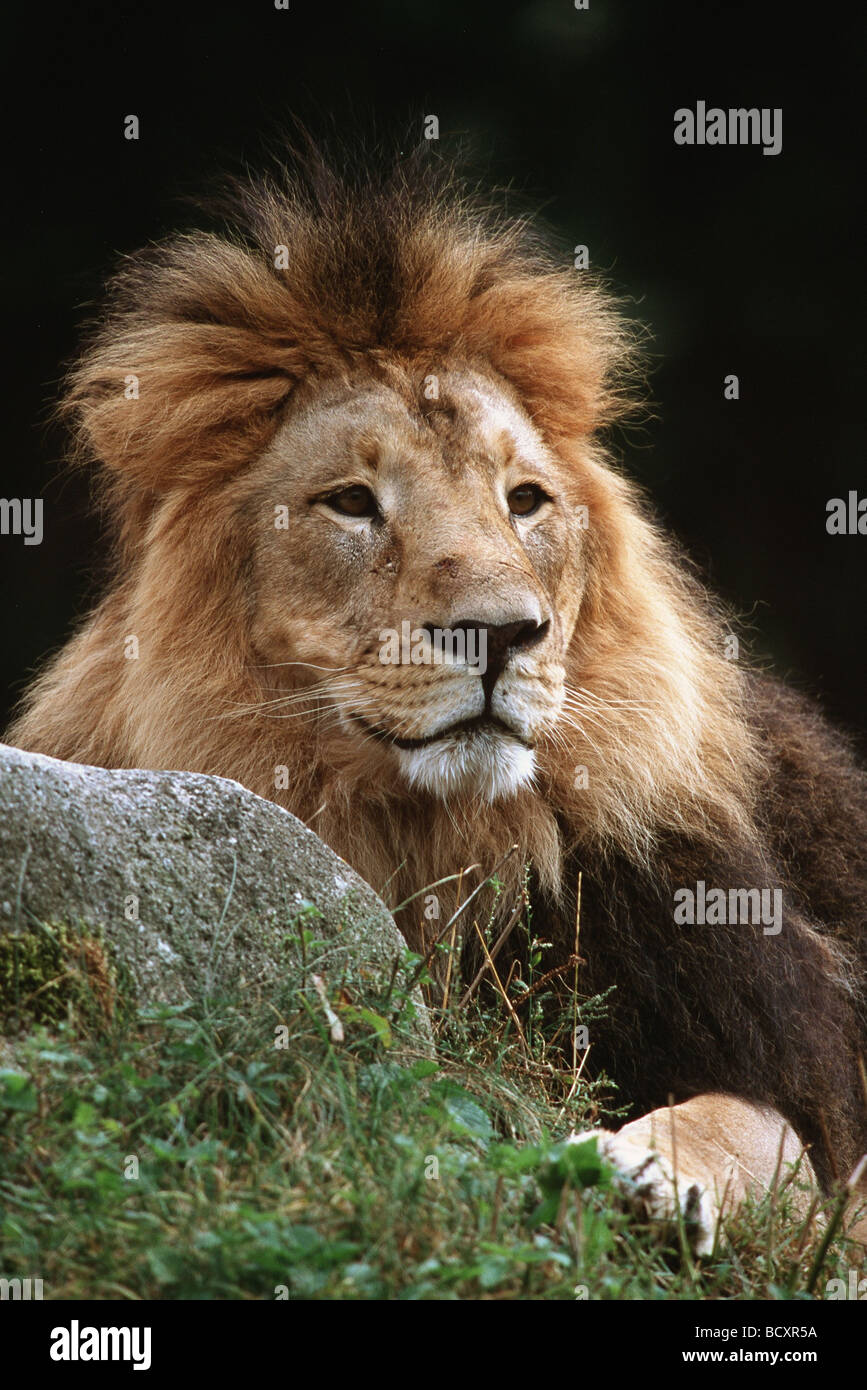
[422,616,549,702]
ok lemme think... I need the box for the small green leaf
[0,1072,37,1113]
[409,1059,439,1079]
[478,1254,513,1290]
[431,1082,493,1143]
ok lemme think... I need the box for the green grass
[0,907,862,1301]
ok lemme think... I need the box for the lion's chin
[395,727,536,803]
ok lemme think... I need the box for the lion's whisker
[247,659,357,673]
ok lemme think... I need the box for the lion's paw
[572,1128,718,1256]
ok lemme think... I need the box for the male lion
[9,148,867,1253]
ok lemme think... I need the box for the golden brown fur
[9,146,867,1243]
[10,150,757,885]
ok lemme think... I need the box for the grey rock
[0,742,428,1043]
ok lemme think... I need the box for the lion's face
[7,154,761,895]
[247,364,590,801]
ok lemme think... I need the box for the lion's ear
[62,236,319,491]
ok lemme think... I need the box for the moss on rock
[0,920,135,1032]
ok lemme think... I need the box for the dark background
[3,1,864,738]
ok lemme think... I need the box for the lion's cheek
[523,546,585,649]
[249,603,359,670]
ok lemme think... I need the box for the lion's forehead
[437,375,548,459]
[274,364,551,481]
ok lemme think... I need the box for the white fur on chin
[396,729,536,802]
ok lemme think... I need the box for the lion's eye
[324,485,378,518]
[507,484,548,517]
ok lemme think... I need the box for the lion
[8,145,867,1254]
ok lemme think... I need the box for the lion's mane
[10,145,867,1186]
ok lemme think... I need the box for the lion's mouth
[351,712,532,751]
